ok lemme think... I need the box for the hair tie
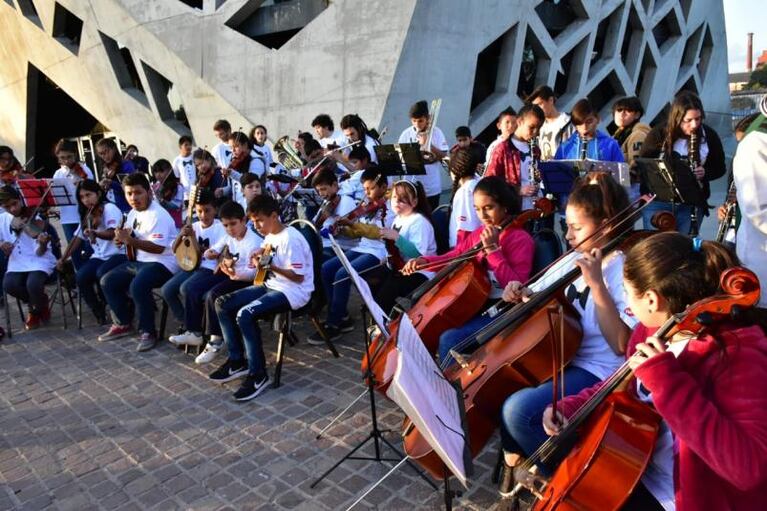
[692,237,703,252]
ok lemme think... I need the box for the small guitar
[174,186,202,271]
[253,245,274,286]
[115,214,136,261]
[214,245,234,275]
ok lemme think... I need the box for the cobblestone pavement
[0,297,504,511]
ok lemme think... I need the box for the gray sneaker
[136,332,157,352]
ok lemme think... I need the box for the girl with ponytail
[544,233,767,510]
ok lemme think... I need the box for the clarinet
[579,136,588,161]
[715,180,738,243]
[529,137,541,185]
[688,131,702,236]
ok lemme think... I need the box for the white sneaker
[195,342,223,364]
[169,331,204,346]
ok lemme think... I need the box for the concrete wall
[0,0,731,167]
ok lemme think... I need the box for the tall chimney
[747,32,754,72]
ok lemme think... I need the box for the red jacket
[484,138,523,186]
[559,322,767,511]
[421,224,534,287]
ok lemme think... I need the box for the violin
[10,214,45,239]
[227,150,251,177]
[361,198,557,395]
[517,267,761,510]
[400,197,664,480]
[313,194,342,229]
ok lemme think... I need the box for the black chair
[431,204,451,255]
[531,225,564,275]
[270,219,339,388]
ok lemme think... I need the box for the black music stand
[374,143,425,178]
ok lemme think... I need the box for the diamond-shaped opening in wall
[587,71,625,119]
[225,0,329,50]
[17,0,43,29]
[471,24,518,112]
[52,2,84,55]
[98,31,149,106]
[640,0,653,15]
[679,0,693,21]
[535,0,589,42]
[554,36,590,102]
[697,24,713,81]
[650,102,670,127]
[620,3,644,80]
[652,7,681,54]
[682,24,704,69]
[678,75,699,96]
[589,3,625,80]
[517,26,550,100]
[636,45,657,111]
[3,0,15,9]
[140,61,193,136]
[177,0,203,9]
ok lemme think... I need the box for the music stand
[17,179,77,208]
[634,157,703,206]
[374,143,426,178]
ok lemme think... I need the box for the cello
[361,198,556,394]
[516,267,761,511]
[400,198,671,479]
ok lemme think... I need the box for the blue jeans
[500,366,601,463]
[180,270,228,333]
[161,270,196,324]
[321,251,379,326]
[101,261,174,334]
[204,279,251,337]
[437,313,495,362]
[76,255,127,316]
[62,223,92,270]
[215,286,290,376]
[642,200,705,236]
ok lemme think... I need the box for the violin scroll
[650,211,676,232]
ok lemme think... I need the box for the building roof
[730,71,752,83]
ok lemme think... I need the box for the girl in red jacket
[543,233,767,510]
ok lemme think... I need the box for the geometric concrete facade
[1,0,730,170]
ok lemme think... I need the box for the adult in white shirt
[52,139,94,268]
[528,85,574,161]
[398,100,449,210]
[312,114,346,149]
[733,114,767,308]
[485,107,518,165]
[211,119,233,169]
[173,135,196,200]
[334,114,380,170]
[98,173,180,351]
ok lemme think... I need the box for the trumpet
[273,135,304,170]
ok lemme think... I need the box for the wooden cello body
[532,392,660,511]
[401,294,583,479]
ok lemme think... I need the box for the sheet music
[386,313,469,488]
[328,235,389,336]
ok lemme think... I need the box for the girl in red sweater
[543,233,767,510]
[401,175,535,362]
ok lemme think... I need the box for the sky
[724,0,767,73]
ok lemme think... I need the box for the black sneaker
[233,373,270,401]
[307,323,341,346]
[208,360,248,383]
[338,316,355,333]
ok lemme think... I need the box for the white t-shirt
[212,142,232,169]
[320,130,346,149]
[212,228,263,281]
[671,137,709,166]
[486,136,504,164]
[75,202,124,261]
[192,219,227,271]
[52,164,94,224]
[353,204,393,261]
[530,250,637,380]
[635,340,688,511]
[0,212,57,274]
[320,194,357,249]
[339,171,365,202]
[397,126,449,197]
[538,112,572,161]
[126,200,180,272]
[393,212,436,276]
[250,145,273,178]
[263,226,314,309]
[449,177,481,247]
[173,154,196,200]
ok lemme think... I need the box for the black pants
[4,271,48,314]
[427,194,440,212]
[376,272,428,317]
[621,482,664,511]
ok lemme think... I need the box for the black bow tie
[566,284,590,309]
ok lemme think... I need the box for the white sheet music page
[328,234,389,336]
[386,313,468,488]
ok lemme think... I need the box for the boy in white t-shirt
[98,173,180,352]
[485,107,518,164]
[173,135,196,201]
[162,190,227,347]
[311,114,346,149]
[209,194,313,402]
[196,201,263,365]
[312,166,357,259]
[211,119,233,169]
[398,100,449,210]
[528,85,574,161]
